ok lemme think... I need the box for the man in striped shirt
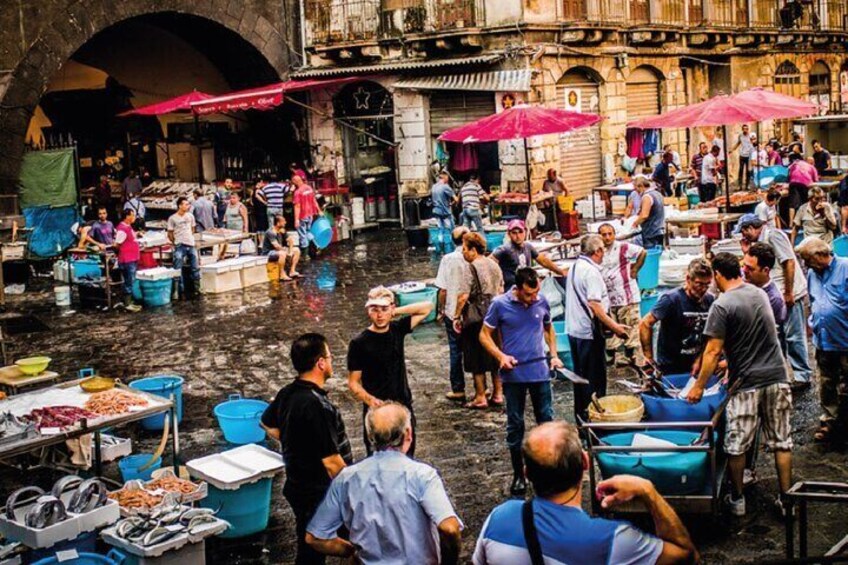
[256,177,288,229]
[459,174,488,232]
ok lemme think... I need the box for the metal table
[664,212,744,246]
[784,481,848,561]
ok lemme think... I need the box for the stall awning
[394,70,532,92]
[291,54,504,79]
[190,77,361,115]
[794,114,848,124]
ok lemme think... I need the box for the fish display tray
[0,498,119,549]
[101,515,228,558]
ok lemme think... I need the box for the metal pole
[722,124,730,210]
[524,137,532,207]
[194,113,204,191]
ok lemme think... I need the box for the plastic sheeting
[23,206,80,258]
[19,148,78,208]
[540,274,566,321]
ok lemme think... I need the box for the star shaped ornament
[353,87,371,110]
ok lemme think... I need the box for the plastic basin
[118,453,162,482]
[310,216,333,250]
[139,279,172,307]
[485,231,505,252]
[129,375,184,431]
[642,373,726,423]
[214,395,269,445]
[202,477,272,538]
[596,430,709,495]
[834,235,848,258]
[395,286,438,323]
[32,549,125,565]
[15,356,51,375]
[131,278,142,302]
[639,292,659,317]
[588,395,644,423]
[637,248,661,291]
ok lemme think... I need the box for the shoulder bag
[522,500,545,565]
[461,263,492,329]
[570,259,612,339]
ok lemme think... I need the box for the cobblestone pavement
[2,230,847,563]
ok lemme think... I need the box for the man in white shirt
[731,124,754,190]
[754,189,781,228]
[167,196,200,299]
[566,234,629,420]
[598,224,646,366]
[700,145,721,203]
[434,227,471,402]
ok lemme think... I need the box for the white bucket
[54,286,71,306]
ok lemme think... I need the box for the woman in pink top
[114,208,142,311]
[292,174,322,253]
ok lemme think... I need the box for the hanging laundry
[642,129,660,157]
[450,142,479,172]
[626,128,643,159]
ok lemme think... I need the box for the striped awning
[291,54,504,78]
[393,69,532,92]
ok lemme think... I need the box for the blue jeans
[120,261,137,297]
[785,300,812,383]
[503,381,554,450]
[444,318,464,394]
[461,209,483,232]
[297,216,314,250]
[266,207,283,228]
[173,244,200,294]
[642,234,665,249]
[433,214,454,249]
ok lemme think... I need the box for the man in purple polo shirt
[480,267,563,497]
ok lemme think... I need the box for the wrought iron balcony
[306,0,381,44]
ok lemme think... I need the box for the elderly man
[491,219,566,290]
[435,226,471,402]
[688,253,793,517]
[306,402,462,565]
[797,238,848,448]
[567,234,629,421]
[739,214,812,389]
[640,258,714,375]
[473,421,696,564]
[261,334,352,565]
[598,223,646,366]
[348,286,433,458]
[630,177,665,249]
[480,268,563,496]
[790,186,837,245]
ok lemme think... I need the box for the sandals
[489,397,504,407]
[464,401,489,410]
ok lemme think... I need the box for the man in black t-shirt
[347,286,433,458]
[261,333,351,565]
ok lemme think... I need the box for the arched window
[809,61,831,115]
[774,61,801,140]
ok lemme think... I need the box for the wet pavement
[1,229,847,563]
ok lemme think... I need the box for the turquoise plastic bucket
[129,375,184,431]
[639,292,659,317]
[33,550,125,565]
[139,279,172,307]
[310,216,333,249]
[213,394,269,445]
[485,231,505,252]
[428,225,444,247]
[637,248,662,291]
[395,287,438,323]
[118,453,162,482]
[131,279,142,302]
[834,235,848,258]
[201,477,272,538]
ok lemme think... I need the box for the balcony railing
[307,0,381,44]
[821,0,847,31]
[435,0,483,29]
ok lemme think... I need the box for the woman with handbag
[454,232,504,409]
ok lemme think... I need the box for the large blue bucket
[202,477,273,538]
[139,279,172,307]
[129,375,184,431]
[637,248,661,291]
[596,430,709,495]
[118,453,162,482]
[485,231,505,252]
[310,216,333,249]
[639,292,659,317]
[33,550,126,565]
[833,235,848,258]
[642,373,726,423]
[214,394,269,445]
[395,287,438,323]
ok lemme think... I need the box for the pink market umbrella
[118,91,213,116]
[438,105,603,205]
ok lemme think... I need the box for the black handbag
[522,500,545,565]
[461,263,492,328]
[570,260,612,340]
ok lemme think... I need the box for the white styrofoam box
[669,236,705,256]
[241,265,267,288]
[94,435,132,462]
[2,243,25,261]
[136,268,181,281]
[102,512,226,560]
[53,260,70,283]
[186,444,283,491]
[351,197,365,217]
[0,497,119,549]
[251,255,269,266]
[200,269,241,294]
[587,219,623,234]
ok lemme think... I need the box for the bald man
[307,402,462,564]
[474,422,696,565]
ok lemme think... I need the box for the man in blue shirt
[797,238,848,448]
[480,268,563,496]
[431,171,456,251]
[306,402,462,564]
[473,421,696,564]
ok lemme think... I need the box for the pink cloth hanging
[450,143,479,172]
[626,128,644,159]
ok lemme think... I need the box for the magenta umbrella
[118,91,213,116]
[439,104,603,204]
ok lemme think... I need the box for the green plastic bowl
[15,356,51,375]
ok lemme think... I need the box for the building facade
[296,0,848,197]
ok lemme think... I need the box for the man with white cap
[491,219,566,290]
[347,286,433,458]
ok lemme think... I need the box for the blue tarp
[23,206,80,258]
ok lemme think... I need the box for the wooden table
[664,212,744,246]
[0,366,60,395]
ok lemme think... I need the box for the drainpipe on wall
[298,0,308,67]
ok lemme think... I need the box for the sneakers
[742,468,758,486]
[125,303,142,313]
[725,493,746,516]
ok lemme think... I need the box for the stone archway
[0,0,291,194]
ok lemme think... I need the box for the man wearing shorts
[687,252,792,517]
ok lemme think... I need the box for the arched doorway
[626,66,663,122]
[841,61,848,113]
[774,60,802,140]
[809,61,831,115]
[558,67,603,197]
[0,1,289,196]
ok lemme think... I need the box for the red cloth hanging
[450,142,479,172]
